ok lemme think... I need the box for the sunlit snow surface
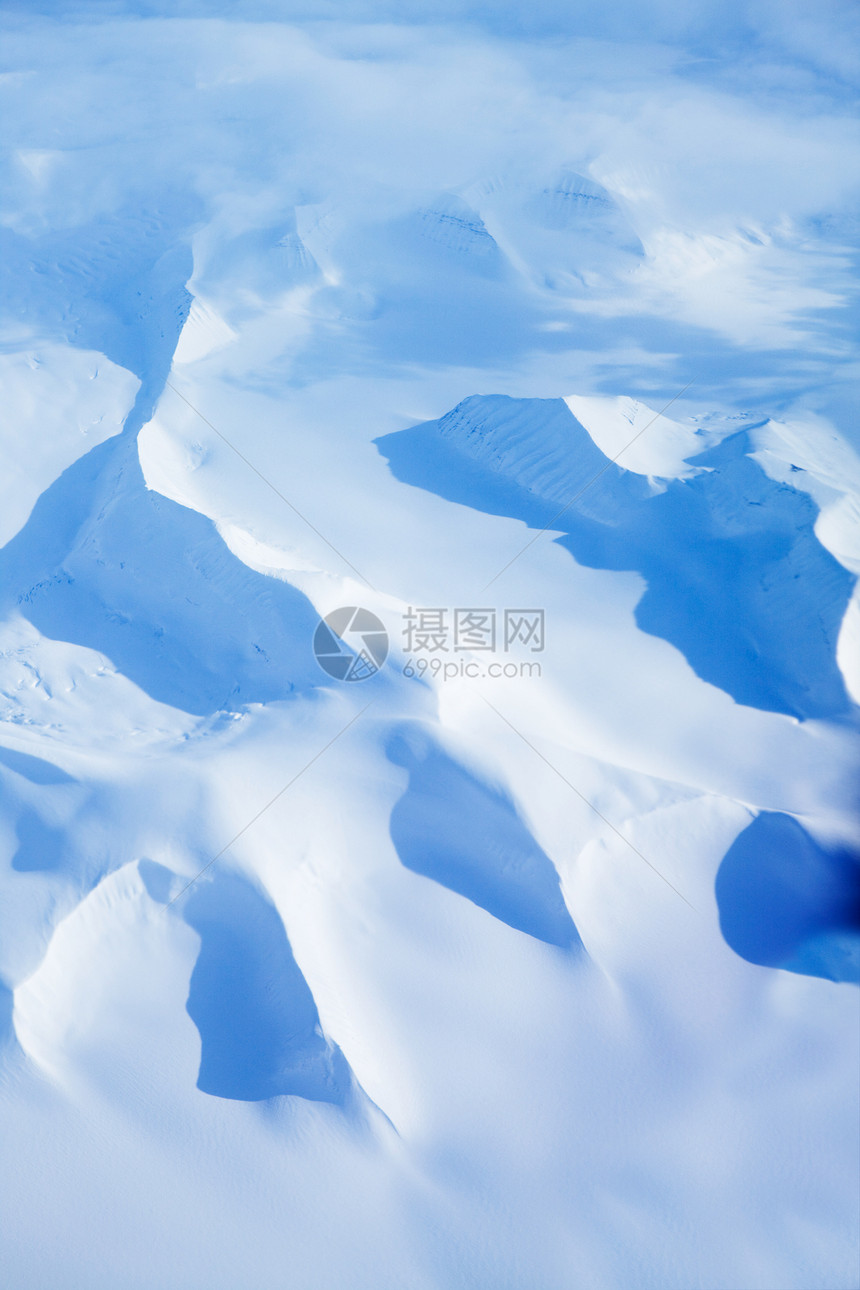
[1,4,859,1288]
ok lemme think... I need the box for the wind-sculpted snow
[0,435,323,716]
[290,171,645,377]
[0,204,196,426]
[12,809,68,875]
[2,8,860,1288]
[387,725,580,949]
[0,745,78,878]
[0,745,75,786]
[377,394,855,719]
[525,171,639,243]
[716,812,860,984]
[0,347,138,550]
[177,868,353,1104]
[413,194,500,258]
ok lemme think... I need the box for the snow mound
[378,394,855,719]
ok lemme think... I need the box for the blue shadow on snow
[387,726,580,950]
[156,866,352,1104]
[376,396,854,720]
[11,809,67,874]
[715,812,860,984]
[0,746,74,786]
[0,436,323,716]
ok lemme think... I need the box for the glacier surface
[0,3,859,1288]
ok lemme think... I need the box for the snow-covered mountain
[1,5,859,1288]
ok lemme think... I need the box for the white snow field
[1,4,859,1288]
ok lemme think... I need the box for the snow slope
[1,6,859,1290]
